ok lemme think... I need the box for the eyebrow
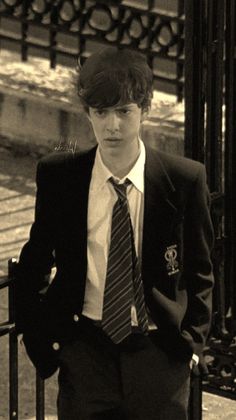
[115,104,135,110]
[93,103,135,111]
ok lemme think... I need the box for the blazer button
[73,314,80,322]
[52,342,60,351]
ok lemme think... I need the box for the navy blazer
[16,145,214,378]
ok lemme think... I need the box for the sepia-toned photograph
[0,1,236,419]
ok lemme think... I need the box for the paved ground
[0,146,236,419]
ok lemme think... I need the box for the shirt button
[52,342,60,351]
[73,314,80,322]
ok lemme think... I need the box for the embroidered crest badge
[164,244,180,276]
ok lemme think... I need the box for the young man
[16,47,214,419]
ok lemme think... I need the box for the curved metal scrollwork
[204,337,236,397]
[2,0,22,7]
[31,0,50,15]
[87,4,116,32]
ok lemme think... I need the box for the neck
[100,143,140,179]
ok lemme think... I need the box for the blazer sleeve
[15,160,55,333]
[181,164,214,357]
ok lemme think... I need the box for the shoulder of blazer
[36,146,97,183]
[38,146,97,169]
[145,145,205,184]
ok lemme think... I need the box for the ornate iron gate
[185,0,236,401]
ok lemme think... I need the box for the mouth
[103,138,122,146]
[104,138,121,141]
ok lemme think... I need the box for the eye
[94,109,106,117]
[117,108,130,115]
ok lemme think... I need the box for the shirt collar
[124,140,145,193]
[90,148,113,193]
[91,139,146,193]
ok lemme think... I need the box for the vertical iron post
[8,259,18,420]
[184,0,206,161]
[205,0,225,191]
[36,372,45,420]
[184,2,207,418]
[176,0,184,102]
[224,0,236,331]
[21,0,29,62]
[188,374,202,420]
[50,1,58,68]
[205,0,226,339]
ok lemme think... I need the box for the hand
[189,354,199,370]
[189,359,194,370]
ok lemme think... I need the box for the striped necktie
[101,177,148,344]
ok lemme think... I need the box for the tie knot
[109,177,130,201]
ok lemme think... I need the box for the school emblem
[164,244,179,276]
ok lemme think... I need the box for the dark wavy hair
[77,47,153,113]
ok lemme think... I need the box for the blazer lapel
[68,147,97,283]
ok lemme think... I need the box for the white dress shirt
[82,140,145,323]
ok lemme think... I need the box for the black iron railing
[0,259,45,420]
[0,0,185,99]
[0,259,18,420]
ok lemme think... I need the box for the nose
[106,112,120,133]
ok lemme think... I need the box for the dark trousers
[57,318,191,420]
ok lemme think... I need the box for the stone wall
[0,49,184,157]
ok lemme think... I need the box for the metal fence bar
[188,374,202,420]
[184,0,206,161]
[8,259,18,420]
[225,0,236,332]
[205,0,226,338]
[36,372,45,420]
[205,0,225,192]
[176,0,185,101]
[50,1,58,69]
[21,0,28,62]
